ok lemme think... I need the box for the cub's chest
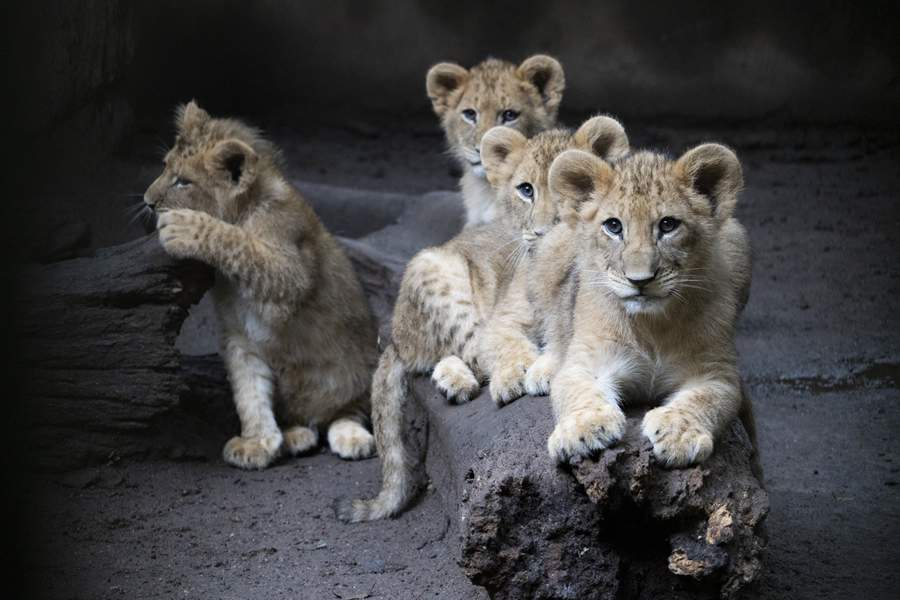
[213,280,274,345]
[617,339,692,401]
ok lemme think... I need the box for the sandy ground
[21,115,900,599]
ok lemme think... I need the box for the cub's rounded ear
[481,126,528,188]
[426,62,469,117]
[206,139,259,193]
[549,149,615,225]
[516,55,565,117]
[175,100,210,137]
[574,116,629,162]
[675,143,743,221]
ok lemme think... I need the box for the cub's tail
[335,344,421,522]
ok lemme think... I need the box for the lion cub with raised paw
[336,119,622,523]
[145,101,377,469]
[478,117,630,406]
[427,55,565,226]
[545,142,751,468]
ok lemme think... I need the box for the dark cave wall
[124,0,899,123]
[9,1,135,153]
[10,0,898,156]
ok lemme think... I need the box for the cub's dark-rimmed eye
[515,182,534,202]
[659,216,680,234]
[602,218,623,237]
[173,176,192,188]
[461,109,477,124]
[501,109,520,124]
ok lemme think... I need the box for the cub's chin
[622,295,669,316]
[469,163,486,178]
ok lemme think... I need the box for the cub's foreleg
[221,335,282,470]
[157,208,313,303]
[546,342,632,463]
[641,373,741,468]
[481,273,538,406]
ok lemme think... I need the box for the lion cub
[145,102,377,469]
[478,117,630,406]
[337,118,623,523]
[427,55,565,226]
[544,143,751,467]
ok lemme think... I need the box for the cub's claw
[642,406,714,467]
[547,405,626,463]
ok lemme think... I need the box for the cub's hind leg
[282,425,319,456]
[221,336,283,470]
[405,248,484,402]
[328,417,376,460]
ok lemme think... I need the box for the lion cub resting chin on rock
[426,54,565,226]
[144,101,377,469]
[545,142,751,468]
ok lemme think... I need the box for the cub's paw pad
[328,421,376,461]
[432,356,480,404]
[282,426,319,456]
[523,354,556,397]
[489,350,538,407]
[223,434,281,470]
[547,406,626,464]
[642,407,714,468]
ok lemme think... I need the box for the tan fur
[145,102,377,469]
[543,143,751,468]
[426,55,565,226]
[478,117,631,405]
[335,125,580,522]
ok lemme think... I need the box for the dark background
[5,2,900,599]
[9,1,900,157]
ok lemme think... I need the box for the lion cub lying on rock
[145,102,377,469]
[545,143,751,467]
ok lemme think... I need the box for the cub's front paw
[547,405,626,463]
[157,208,208,259]
[432,356,480,404]
[523,354,557,396]
[223,433,282,470]
[489,349,538,407]
[642,406,714,468]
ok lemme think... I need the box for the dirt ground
[20,114,900,599]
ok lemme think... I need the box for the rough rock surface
[416,378,768,600]
[18,235,213,470]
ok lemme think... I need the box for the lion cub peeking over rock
[145,101,377,469]
[545,143,751,468]
[427,54,565,226]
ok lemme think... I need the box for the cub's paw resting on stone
[157,208,209,259]
[547,405,626,463]
[327,419,376,460]
[523,354,557,396]
[489,349,538,406]
[223,433,282,470]
[282,425,319,456]
[642,406,714,468]
[432,356,480,404]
